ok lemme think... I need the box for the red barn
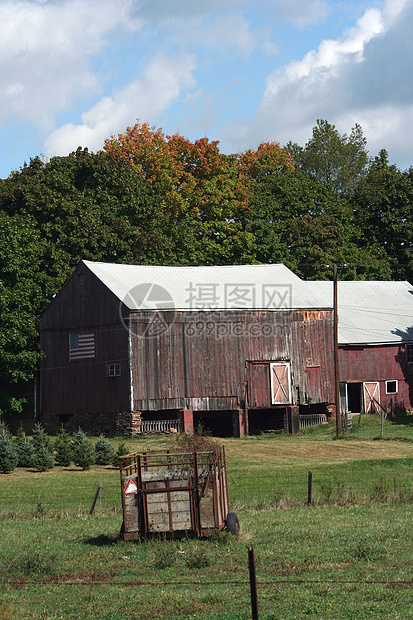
[310,281,413,416]
[39,260,335,436]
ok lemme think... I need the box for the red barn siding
[339,344,413,411]
[130,309,334,412]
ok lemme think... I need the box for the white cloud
[44,53,197,156]
[224,0,413,168]
[0,0,140,130]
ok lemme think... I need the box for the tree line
[1,119,413,415]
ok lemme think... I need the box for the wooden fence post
[307,471,312,506]
[89,483,102,516]
[248,546,259,620]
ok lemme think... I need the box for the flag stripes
[69,333,95,361]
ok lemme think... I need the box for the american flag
[69,333,95,361]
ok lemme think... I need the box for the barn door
[270,362,291,405]
[363,382,380,413]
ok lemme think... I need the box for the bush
[173,423,217,453]
[0,421,17,473]
[72,429,95,470]
[94,435,116,465]
[54,428,73,467]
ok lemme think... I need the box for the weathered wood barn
[39,260,336,436]
[309,281,413,416]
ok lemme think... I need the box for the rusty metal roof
[82,260,329,310]
[308,280,413,345]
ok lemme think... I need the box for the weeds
[353,541,372,560]
[184,549,210,569]
[153,543,176,570]
[0,600,15,620]
[12,550,58,577]
[172,424,217,453]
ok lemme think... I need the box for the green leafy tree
[0,211,47,415]
[352,149,413,281]
[287,119,369,195]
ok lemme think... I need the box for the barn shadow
[392,325,413,414]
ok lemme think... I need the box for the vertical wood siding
[130,309,334,411]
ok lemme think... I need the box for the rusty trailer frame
[119,446,230,540]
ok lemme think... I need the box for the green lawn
[1,414,413,619]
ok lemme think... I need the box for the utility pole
[334,264,341,437]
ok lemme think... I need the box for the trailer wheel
[226,512,240,535]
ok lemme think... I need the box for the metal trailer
[119,446,235,540]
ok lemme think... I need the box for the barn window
[406,344,413,364]
[108,363,121,377]
[385,380,398,394]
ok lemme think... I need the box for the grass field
[1,414,413,619]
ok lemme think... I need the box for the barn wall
[40,263,131,433]
[129,309,334,411]
[339,344,413,411]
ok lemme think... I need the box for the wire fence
[2,464,413,519]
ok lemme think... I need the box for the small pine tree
[94,434,116,465]
[15,430,35,468]
[73,429,95,470]
[54,427,73,467]
[0,421,17,474]
[32,422,52,451]
[32,443,55,472]
[31,422,54,471]
[112,442,127,468]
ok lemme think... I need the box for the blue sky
[1,0,412,179]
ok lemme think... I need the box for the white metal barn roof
[83,260,328,311]
[308,280,413,345]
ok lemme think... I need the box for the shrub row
[0,421,126,473]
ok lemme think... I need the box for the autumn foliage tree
[104,122,255,264]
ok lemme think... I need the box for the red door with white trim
[363,382,380,413]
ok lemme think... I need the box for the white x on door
[270,362,291,405]
[363,382,380,413]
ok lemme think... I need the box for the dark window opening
[347,383,363,413]
[248,408,287,435]
[193,410,234,437]
[386,380,398,394]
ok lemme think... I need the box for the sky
[1,0,413,179]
